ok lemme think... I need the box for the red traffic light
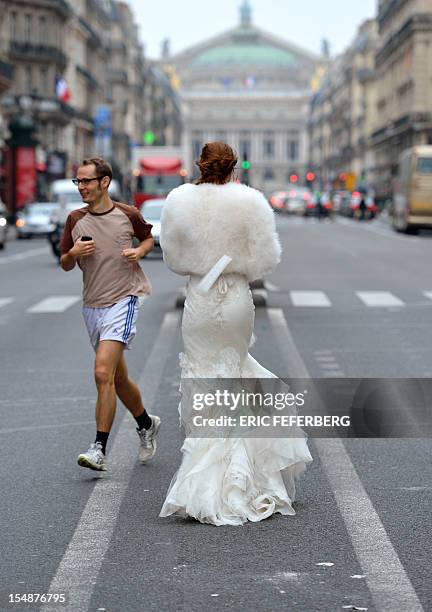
[290,174,298,183]
[306,172,315,182]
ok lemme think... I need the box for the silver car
[16,202,59,238]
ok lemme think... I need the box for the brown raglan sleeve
[126,206,153,241]
[60,214,74,255]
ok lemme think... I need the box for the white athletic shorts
[82,295,140,352]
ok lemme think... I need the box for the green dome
[192,44,297,67]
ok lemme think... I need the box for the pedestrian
[315,191,324,220]
[60,157,160,471]
[359,194,367,220]
[159,142,312,525]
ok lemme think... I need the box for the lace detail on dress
[179,346,242,379]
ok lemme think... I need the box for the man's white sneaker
[77,442,107,471]
[137,415,161,463]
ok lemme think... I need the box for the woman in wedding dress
[159,142,312,526]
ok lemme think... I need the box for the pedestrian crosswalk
[27,296,81,313]
[356,291,405,308]
[290,291,331,307]
[0,291,431,314]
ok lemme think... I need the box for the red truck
[132,147,187,209]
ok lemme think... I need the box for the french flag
[55,75,71,103]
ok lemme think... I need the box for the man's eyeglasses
[71,177,101,187]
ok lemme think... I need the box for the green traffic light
[143,130,156,145]
[242,160,251,170]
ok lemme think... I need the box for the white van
[50,178,122,205]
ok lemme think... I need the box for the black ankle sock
[135,410,152,431]
[95,431,110,454]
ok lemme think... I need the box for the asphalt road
[0,215,431,612]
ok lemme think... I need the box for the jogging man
[60,157,160,471]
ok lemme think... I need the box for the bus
[393,145,432,234]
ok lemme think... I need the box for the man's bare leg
[114,350,160,463]
[114,353,145,418]
[94,340,125,432]
[77,340,123,470]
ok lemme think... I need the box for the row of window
[10,12,50,44]
[192,139,299,161]
[14,65,52,96]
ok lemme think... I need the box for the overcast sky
[126,0,377,59]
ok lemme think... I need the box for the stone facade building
[167,1,320,193]
[372,0,432,201]
[0,0,173,194]
[308,19,378,191]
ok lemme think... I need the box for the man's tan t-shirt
[61,201,153,308]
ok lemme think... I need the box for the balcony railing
[0,59,13,83]
[108,69,128,85]
[9,41,67,68]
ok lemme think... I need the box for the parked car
[349,192,378,219]
[269,191,287,212]
[270,187,312,214]
[0,200,8,249]
[332,190,351,214]
[140,197,165,255]
[304,191,333,217]
[16,202,59,238]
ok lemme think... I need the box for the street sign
[346,172,357,192]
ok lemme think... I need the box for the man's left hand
[122,248,140,262]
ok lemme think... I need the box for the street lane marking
[290,291,331,307]
[0,246,50,264]
[41,311,181,612]
[27,296,81,313]
[267,307,424,612]
[356,291,404,308]
[0,297,13,309]
[0,420,94,434]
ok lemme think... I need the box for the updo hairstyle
[195,141,238,185]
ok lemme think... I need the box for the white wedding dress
[159,272,313,526]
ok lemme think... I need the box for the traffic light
[143,130,156,145]
[241,154,250,185]
[290,174,298,184]
[306,171,315,182]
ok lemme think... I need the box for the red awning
[140,157,182,174]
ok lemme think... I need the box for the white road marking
[0,420,95,434]
[265,282,281,292]
[319,362,342,369]
[27,296,81,313]
[0,297,13,309]
[41,311,181,612]
[322,371,346,377]
[356,292,404,308]
[0,246,50,264]
[290,291,331,307]
[267,307,424,612]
